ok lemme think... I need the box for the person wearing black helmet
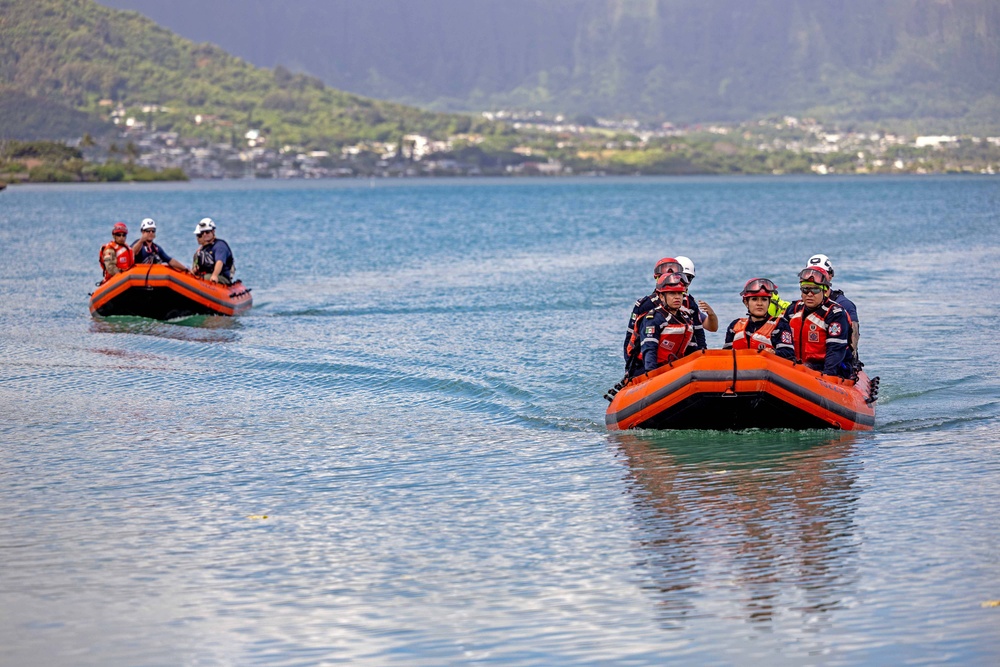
[782,267,852,377]
[131,218,190,272]
[191,217,235,285]
[723,278,794,360]
[639,272,700,374]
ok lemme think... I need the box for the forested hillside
[0,0,484,143]
[99,0,1000,130]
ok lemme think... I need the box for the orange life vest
[786,301,835,366]
[99,242,134,280]
[643,308,695,368]
[731,317,779,351]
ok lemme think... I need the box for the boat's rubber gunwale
[89,265,252,317]
[606,350,875,431]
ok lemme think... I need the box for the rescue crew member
[99,221,134,282]
[131,218,189,272]
[192,217,235,285]
[805,253,859,354]
[723,278,794,360]
[623,257,706,374]
[675,256,719,333]
[639,272,700,374]
[782,267,852,377]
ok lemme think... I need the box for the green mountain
[0,0,486,143]
[99,0,1000,131]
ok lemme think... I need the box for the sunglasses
[800,286,825,295]
[196,231,212,237]
[113,232,126,237]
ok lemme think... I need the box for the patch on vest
[661,340,675,351]
[828,322,842,337]
[809,332,820,342]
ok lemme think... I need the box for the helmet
[194,217,216,235]
[806,253,834,279]
[654,271,689,293]
[112,222,128,235]
[653,257,682,278]
[740,278,778,298]
[675,256,696,281]
[140,218,156,231]
[798,266,831,288]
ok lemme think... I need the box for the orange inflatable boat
[605,349,877,431]
[90,264,252,319]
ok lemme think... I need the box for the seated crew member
[639,272,700,374]
[723,278,795,360]
[623,257,706,374]
[805,253,859,356]
[99,221,134,282]
[131,218,189,272]
[192,217,235,285]
[782,267,852,378]
[675,256,719,333]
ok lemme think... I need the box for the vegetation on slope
[0,0,491,147]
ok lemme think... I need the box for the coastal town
[4,105,999,184]
[108,105,1000,179]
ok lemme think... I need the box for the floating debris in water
[981,600,1000,608]
[247,515,269,520]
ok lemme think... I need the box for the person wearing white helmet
[805,253,859,358]
[674,256,718,334]
[192,217,235,285]
[131,218,189,273]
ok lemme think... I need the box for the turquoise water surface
[1,176,998,665]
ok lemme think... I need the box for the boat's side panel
[90,265,252,318]
[606,350,875,431]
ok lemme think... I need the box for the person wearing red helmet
[639,271,700,374]
[99,221,135,283]
[623,256,706,376]
[781,267,852,377]
[723,278,794,360]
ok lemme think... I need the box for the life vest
[193,239,234,278]
[99,242,134,279]
[136,241,164,264]
[786,300,837,366]
[731,317,779,351]
[642,308,694,369]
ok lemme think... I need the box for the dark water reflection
[616,431,862,630]
[89,314,242,342]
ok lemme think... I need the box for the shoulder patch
[781,330,793,344]
[828,322,842,337]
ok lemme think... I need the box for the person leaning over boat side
[675,256,719,334]
[639,272,700,374]
[623,257,706,375]
[191,217,235,285]
[782,267,852,378]
[723,278,794,360]
[99,221,134,283]
[131,218,189,272]
[804,253,860,357]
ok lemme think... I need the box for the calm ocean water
[1,176,998,665]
